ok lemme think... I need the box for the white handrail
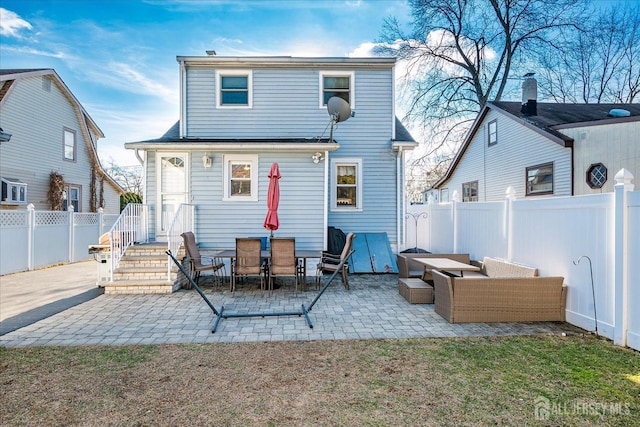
[108,203,149,281]
[166,203,195,281]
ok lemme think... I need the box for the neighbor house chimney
[521,72,537,116]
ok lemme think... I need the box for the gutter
[125,142,341,152]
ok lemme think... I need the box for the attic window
[320,71,354,108]
[1,177,27,205]
[216,70,252,108]
[587,163,607,189]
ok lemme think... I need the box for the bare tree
[378,0,583,148]
[536,3,640,104]
[376,0,591,198]
[105,161,143,197]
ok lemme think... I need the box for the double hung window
[217,71,252,108]
[223,155,258,201]
[331,158,362,210]
[487,120,497,146]
[63,128,76,161]
[320,71,354,107]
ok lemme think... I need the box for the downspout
[179,60,187,137]
[323,154,329,250]
[397,145,403,251]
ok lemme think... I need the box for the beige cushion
[481,257,538,278]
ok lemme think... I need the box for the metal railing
[166,203,195,281]
[108,203,149,281]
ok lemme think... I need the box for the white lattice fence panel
[0,210,28,227]
[74,213,98,226]
[35,211,69,226]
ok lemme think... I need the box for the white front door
[156,153,189,240]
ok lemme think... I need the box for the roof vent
[608,109,631,117]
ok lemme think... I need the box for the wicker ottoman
[399,278,434,304]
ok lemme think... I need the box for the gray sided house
[0,69,122,213]
[126,55,417,253]
[434,87,640,202]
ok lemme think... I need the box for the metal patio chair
[316,232,355,290]
[180,232,226,288]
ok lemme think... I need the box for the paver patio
[0,273,579,347]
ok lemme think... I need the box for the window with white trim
[216,70,252,108]
[62,185,81,211]
[320,71,354,107]
[331,158,362,210]
[63,128,76,161]
[1,177,27,205]
[223,154,258,201]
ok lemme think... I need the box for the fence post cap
[614,168,633,184]
[505,186,516,200]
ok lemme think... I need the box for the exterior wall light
[312,152,324,164]
[202,153,212,168]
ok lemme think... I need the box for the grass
[1,334,639,426]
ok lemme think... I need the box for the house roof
[126,117,417,152]
[0,68,51,76]
[433,101,640,189]
[125,120,341,152]
[176,56,397,69]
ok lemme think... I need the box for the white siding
[563,121,640,195]
[441,109,572,201]
[0,73,120,212]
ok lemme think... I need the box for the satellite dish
[327,96,352,143]
[327,96,352,123]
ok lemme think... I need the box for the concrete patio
[0,264,579,347]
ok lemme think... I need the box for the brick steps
[104,243,186,295]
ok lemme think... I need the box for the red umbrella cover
[263,162,281,233]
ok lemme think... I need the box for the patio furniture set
[396,253,567,324]
[180,232,355,294]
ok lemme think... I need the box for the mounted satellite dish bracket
[327,96,352,143]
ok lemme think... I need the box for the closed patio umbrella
[263,162,281,236]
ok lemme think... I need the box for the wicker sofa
[396,253,472,281]
[432,257,567,323]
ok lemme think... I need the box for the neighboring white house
[432,77,640,202]
[126,55,417,254]
[0,69,122,213]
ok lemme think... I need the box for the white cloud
[80,62,177,103]
[0,44,67,59]
[0,8,32,37]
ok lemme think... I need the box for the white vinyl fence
[0,204,118,275]
[407,169,638,351]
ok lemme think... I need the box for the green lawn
[1,334,638,426]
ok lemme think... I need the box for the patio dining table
[215,249,320,289]
[415,257,480,277]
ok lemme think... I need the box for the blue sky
[1,0,409,166]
